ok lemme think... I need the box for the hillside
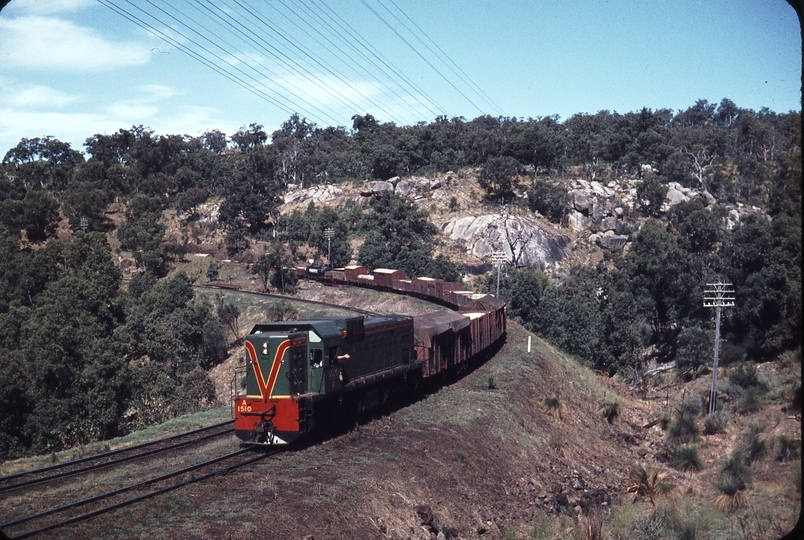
[1,105,800,538]
[7,305,798,539]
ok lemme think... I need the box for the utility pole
[704,281,735,415]
[492,250,506,298]
[324,227,334,265]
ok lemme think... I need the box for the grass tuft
[628,464,671,506]
[598,401,620,423]
[713,475,749,512]
[735,386,766,413]
[775,435,800,462]
[720,451,752,488]
[703,410,729,435]
[668,443,704,472]
[666,415,700,444]
[541,396,563,419]
[741,424,767,463]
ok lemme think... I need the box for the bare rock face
[441,214,570,269]
[284,184,345,205]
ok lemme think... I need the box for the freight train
[233,266,506,446]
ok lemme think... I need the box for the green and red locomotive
[234,267,507,446]
[234,314,416,445]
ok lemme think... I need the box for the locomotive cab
[234,320,346,445]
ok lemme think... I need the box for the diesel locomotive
[233,267,506,446]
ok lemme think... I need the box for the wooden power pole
[492,250,506,298]
[704,281,735,415]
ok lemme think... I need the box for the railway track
[0,421,246,538]
[195,283,383,316]
[0,421,233,493]
[2,447,277,539]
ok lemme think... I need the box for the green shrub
[742,424,767,463]
[775,435,800,462]
[630,511,668,540]
[703,410,730,435]
[529,508,553,540]
[527,179,570,223]
[720,450,752,489]
[729,362,764,390]
[667,415,700,444]
[673,392,703,417]
[669,443,704,472]
[266,300,299,322]
[735,386,765,413]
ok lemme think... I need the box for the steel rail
[0,420,230,482]
[4,447,278,538]
[0,427,233,493]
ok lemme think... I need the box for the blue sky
[0,0,800,156]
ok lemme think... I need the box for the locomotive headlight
[262,342,269,355]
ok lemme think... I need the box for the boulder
[567,210,590,232]
[572,190,591,212]
[361,180,394,197]
[600,216,619,232]
[590,181,614,197]
[598,234,628,249]
[441,214,570,269]
[701,190,717,205]
[665,186,689,208]
[395,180,411,197]
[283,184,344,205]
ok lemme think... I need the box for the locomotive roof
[412,310,471,347]
[249,315,413,347]
[250,319,344,346]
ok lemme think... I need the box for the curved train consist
[233,265,506,445]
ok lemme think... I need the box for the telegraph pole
[492,250,506,298]
[324,227,334,265]
[704,281,735,415]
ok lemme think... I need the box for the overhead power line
[305,0,445,120]
[97,0,500,127]
[381,0,505,116]
[358,0,484,116]
[96,0,302,119]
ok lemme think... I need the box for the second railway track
[0,420,255,539]
[2,446,277,539]
[0,421,233,493]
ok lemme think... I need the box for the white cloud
[138,84,180,102]
[0,16,152,71]
[0,107,105,152]
[6,0,95,15]
[2,83,79,108]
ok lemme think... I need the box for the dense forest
[0,98,800,460]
